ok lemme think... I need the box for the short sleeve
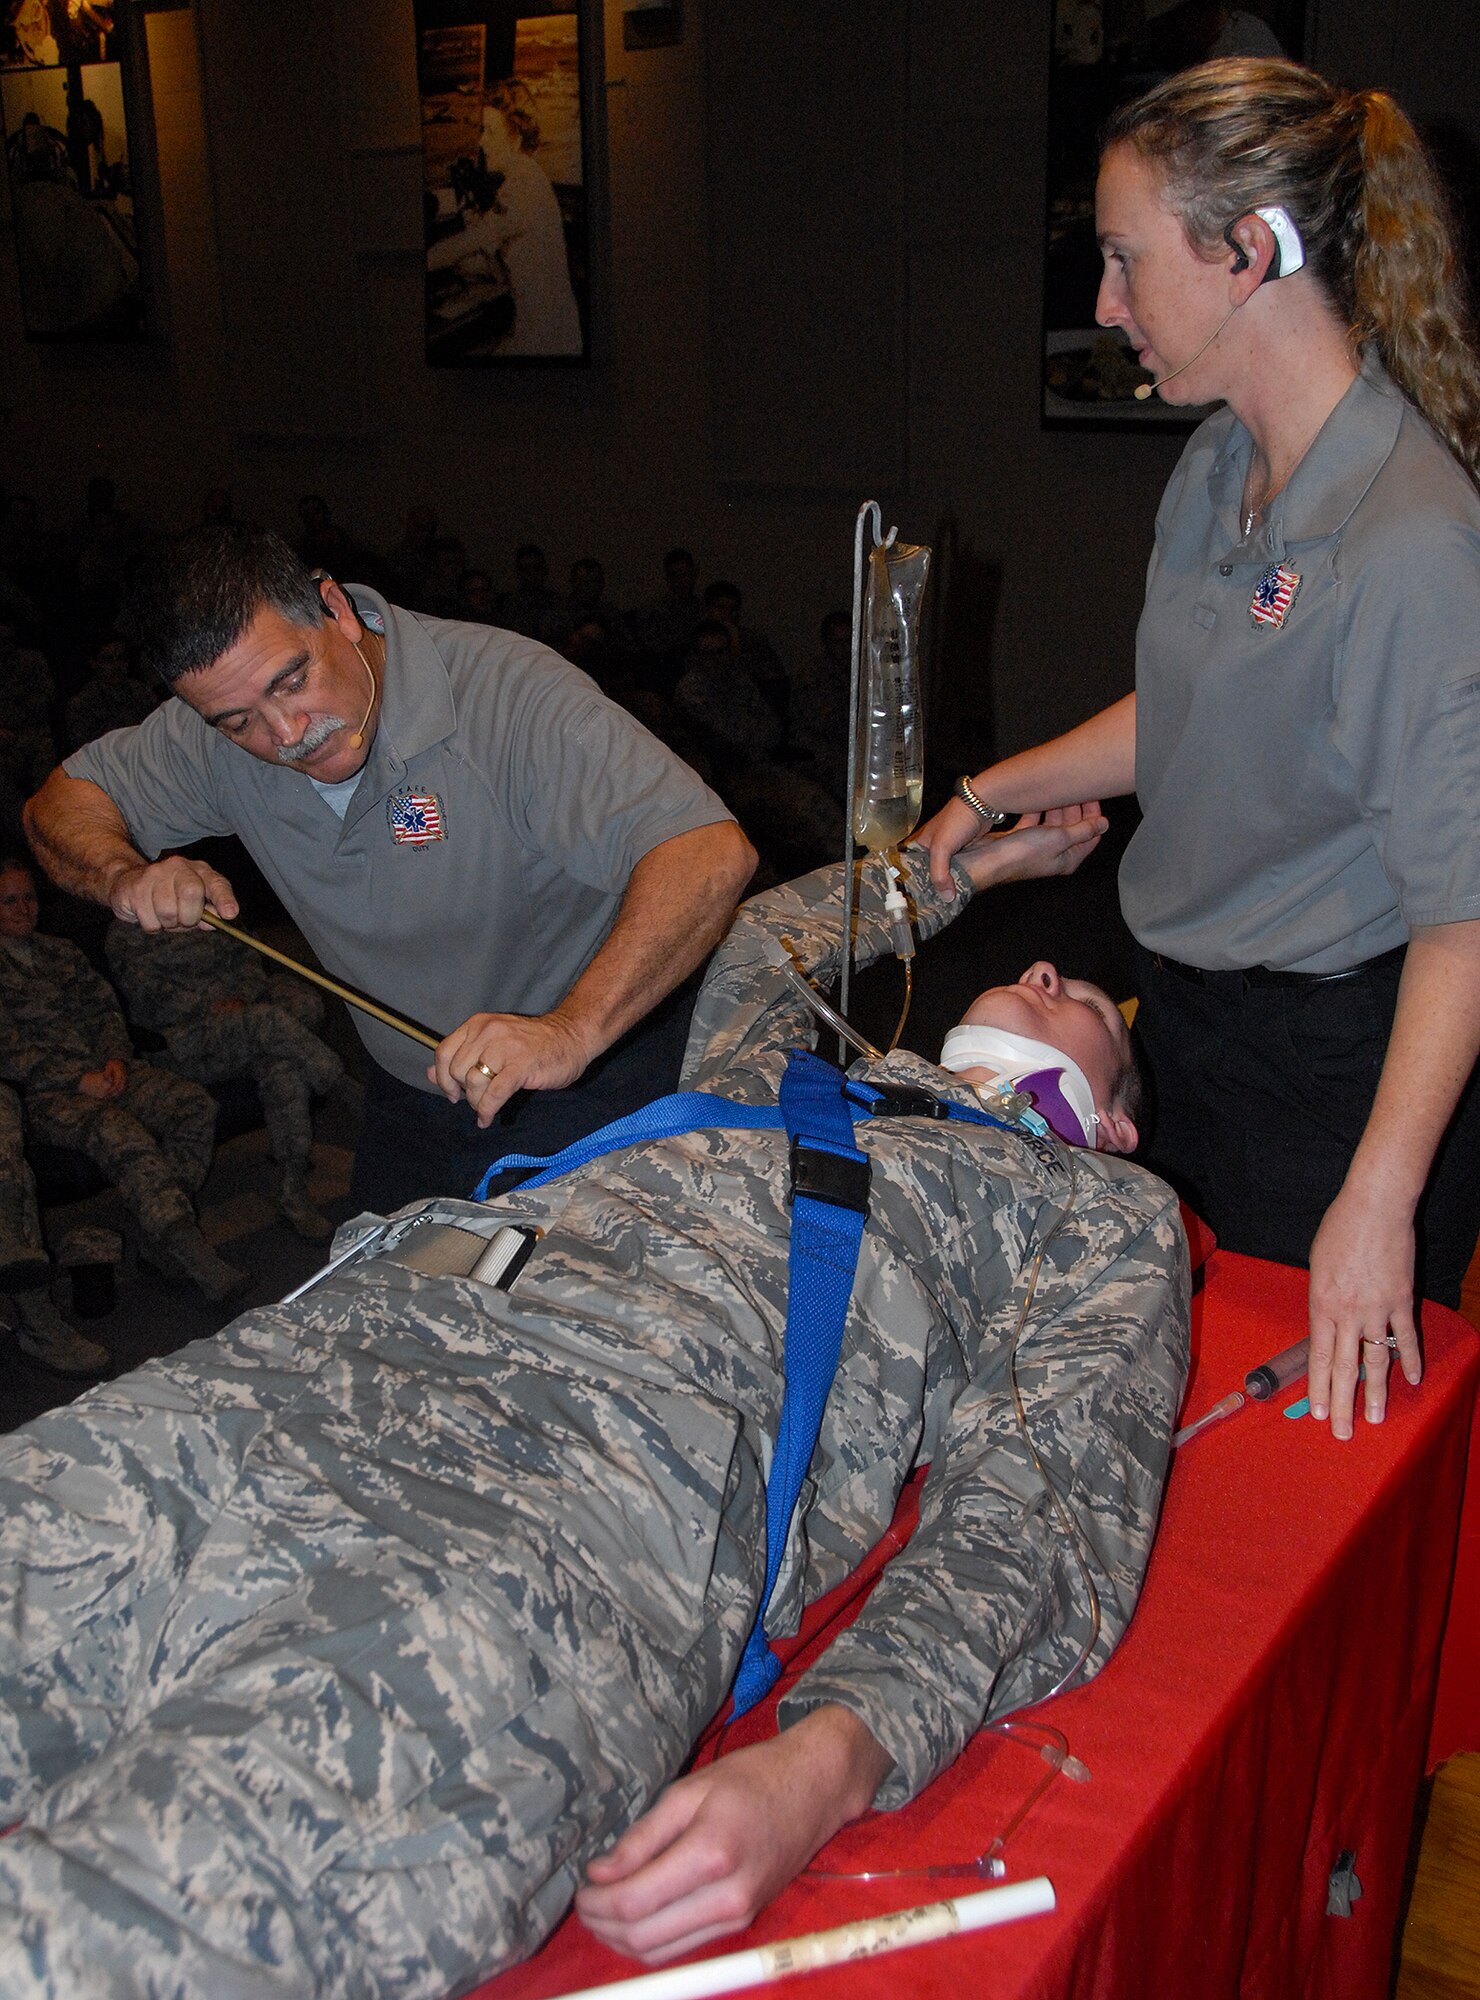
[1333,513,1480,926]
[63,701,236,857]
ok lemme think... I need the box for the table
[473,1252,1479,2000]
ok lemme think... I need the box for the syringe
[1244,1338,1310,1400]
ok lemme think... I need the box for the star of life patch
[1249,562,1301,630]
[388,791,446,845]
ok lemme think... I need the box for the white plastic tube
[553,1877,1056,2000]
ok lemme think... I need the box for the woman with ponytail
[920,57,1480,1442]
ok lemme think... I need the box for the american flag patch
[1249,562,1301,630]
[388,791,446,845]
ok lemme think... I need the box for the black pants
[1132,943,1480,1310]
[349,982,698,1215]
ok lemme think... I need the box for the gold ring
[1360,1333,1399,1350]
[474,1061,498,1082]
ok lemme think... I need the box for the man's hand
[576,1707,891,1965]
[1306,1177,1422,1441]
[429,1009,593,1127]
[109,857,239,932]
[77,1058,127,1101]
[956,805,1107,894]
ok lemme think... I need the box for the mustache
[276,716,347,766]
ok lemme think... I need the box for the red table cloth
[473,1252,1480,2000]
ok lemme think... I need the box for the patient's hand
[576,1705,891,1964]
[958,804,1107,894]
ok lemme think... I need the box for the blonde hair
[1104,58,1480,483]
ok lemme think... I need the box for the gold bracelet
[954,775,1011,827]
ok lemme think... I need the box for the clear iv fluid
[852,542,929,853]
[855,777,923,853]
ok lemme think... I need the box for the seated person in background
[675,619,843,875]
[64,631,158,752]
[495,542,562,639]
[0,613,56,802]
[0,815,1187,1997]
[702,579,789,726]
[454,567,499,624]
[632,545,705,692]
[0,859,245,1303]
[0,1076,109,1377]
[540,556,636,659]
[788,608,853,805]
[105,916,362,1243]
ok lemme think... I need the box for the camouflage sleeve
[0,1004,88,1096]
[778,1161,1190,1807]
[69,951,134,1066]
[681,845,971,1090]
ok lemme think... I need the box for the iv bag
[852,539,930,853]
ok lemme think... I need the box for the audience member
[454,567,499,623]
[0,860,245,1303]
[64,631,158,751]
[0,1078,109,1376]
[105,920,360,1242]
[541,555,634,657]
[495,541,562,638]
[632,546,704,689]
[702,578,788,723]
[789,607,853,803]
[674,620,841,872]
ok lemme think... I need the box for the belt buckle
[789,1139,871,1213]
[847,1080,951,1121]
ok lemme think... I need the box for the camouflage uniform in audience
[0,853,1187,1998]
[0,1080,109,1376]
[105,921,351,1240]
[0,930,244,1301]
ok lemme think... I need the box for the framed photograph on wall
[0,0,160,341]
[413,1,596,366]
[1042,1,1309,428]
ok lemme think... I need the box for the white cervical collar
[938,1022,1100,1147]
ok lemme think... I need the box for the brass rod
[200,912,443,1051]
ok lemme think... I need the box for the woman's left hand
[1306,1179,1421,1440]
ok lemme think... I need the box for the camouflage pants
[0,1258,763,1999]
[0,1083,42,1254]
[164,1004,344,1179]
[24,1064,216,1241]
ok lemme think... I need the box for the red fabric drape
[472,1254,1479,2000]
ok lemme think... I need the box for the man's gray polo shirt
[65,594,734,1090]
[1121,357,1480,972]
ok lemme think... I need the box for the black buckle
[789,1139,871,1213]
[846,1080,951,1121]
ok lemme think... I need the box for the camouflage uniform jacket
[372,847,1190,1806]
[104,920,272,1034]
[0,934,133,1097]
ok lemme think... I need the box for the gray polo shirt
[65,593,734,1089]
[1120,356,1480,972]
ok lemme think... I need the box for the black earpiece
[1227,234,1252,275]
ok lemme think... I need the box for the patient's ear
[1096,1104,1139,1155]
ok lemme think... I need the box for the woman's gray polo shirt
[1120,358,1480,973]
[64,593,735,1090]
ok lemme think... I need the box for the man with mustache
[25,527,756,1211]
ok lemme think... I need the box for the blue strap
[468,1056,1035,1717]
[730,1049,872,1716]
[471,1092,785,1200]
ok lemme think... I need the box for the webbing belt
[471,1051,1024,1716]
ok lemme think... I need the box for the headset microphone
[349,639,377,748]
[1133,300,1242,401]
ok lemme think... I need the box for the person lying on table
[0,814,1188,1999]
